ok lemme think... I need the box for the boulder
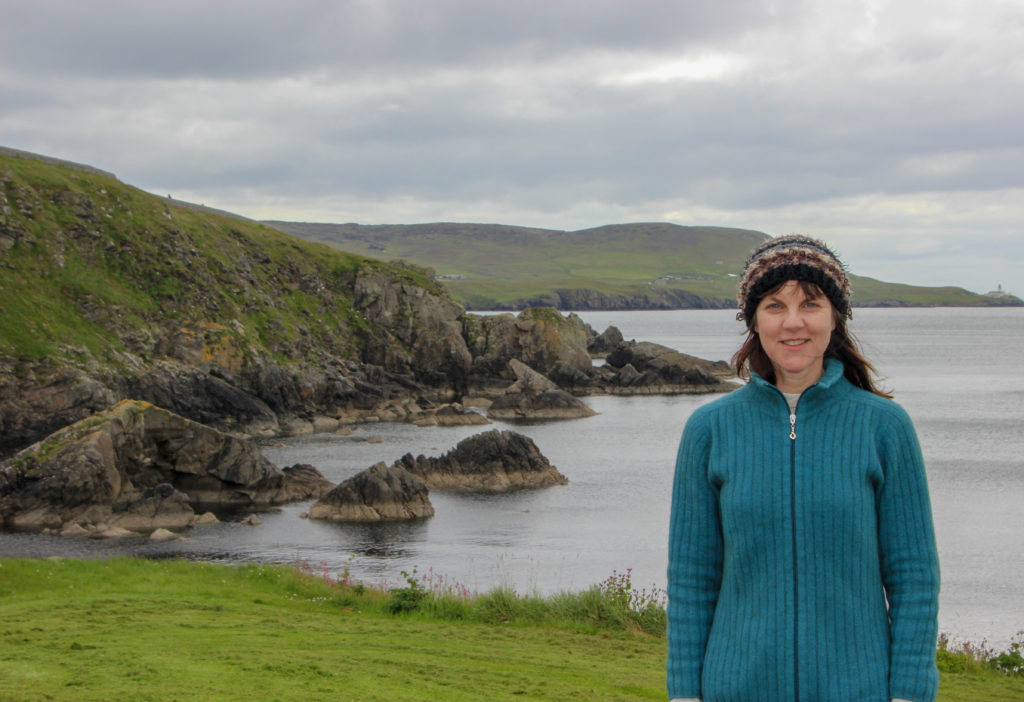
[0,367,117,460]
[0,400,334,533]
[462,308,592,381]
[149,527,179,541]
[107,483,195,531]
[308,462,434,522]
[412,404,491,427]
[597,341,737,394]
[487,360,596,421]
[393,429,568,492]
[587,325,624,355]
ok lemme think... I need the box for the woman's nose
[782,309,804,328]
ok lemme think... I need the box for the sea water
[2,308,1021,647]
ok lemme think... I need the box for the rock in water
[308,462,434,523]
[393,429,568,492]
[0,400,334,533]
[486,359,596,421]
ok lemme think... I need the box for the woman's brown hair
[731,280,891,398]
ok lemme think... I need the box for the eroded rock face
[487,360,596,421]
[353,268,472,384]
[462,308,592,382]
[308,461,433,522]
[0,367,117,460]
[593,340,737,394]
[393,429,568,492]
[0,400,333,533]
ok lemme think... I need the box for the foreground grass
[1,558,1021,701]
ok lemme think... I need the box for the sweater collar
[750,357,846,405]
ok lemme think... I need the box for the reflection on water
[1,308,1022,646]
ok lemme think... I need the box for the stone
[413,404,490,427]
[311,416,340,434]
[91,525,136,539]
[0,400,335,533]
[283,418,314,436]
[486,360,596,421]
[462,308,592,381]
[59,522,91,537]
[194,511,219,525]
[241,514,262,526]
[308,462,434,523]
[393,429,568,492]
[107,483,195,531]
[588,325,624,355]
[149,527,178,541]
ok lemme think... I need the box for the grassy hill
[0,151,441,366]
[266,221,1018,310]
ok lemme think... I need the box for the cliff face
[0,150,735,462]
[0,152,476,457]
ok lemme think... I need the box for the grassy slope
[1,558,1021,702]
[267,221,1012,309]
[0,153,439,366]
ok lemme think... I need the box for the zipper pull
[789,413,797,440]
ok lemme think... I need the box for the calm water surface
[2,308,1022,647]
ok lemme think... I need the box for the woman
[666,235,940,702]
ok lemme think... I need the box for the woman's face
[753,280,836,393]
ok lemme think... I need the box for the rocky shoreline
[0,152,737,537]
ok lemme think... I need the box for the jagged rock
[0,400,334,533]
[596,341,737,394]
[278,464,335,500]
[241,514,262,526]
[462,308,593,381]
[587,325,624,355]
[393,429,568,492]
[59,522,91,537]
[0,368,117,460]
[308,462,434,522]
[487,360,596,421]
[353,268,472,384]
[118,362,279,436]
[412,404,490,427]
[194,511,219,525]
[107,483,195,531]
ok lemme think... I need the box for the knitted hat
[736,235,851,323]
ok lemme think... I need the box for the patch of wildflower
[597,568,667,613]
[419,566,472,599]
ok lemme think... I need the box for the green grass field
[1,558,1021,701]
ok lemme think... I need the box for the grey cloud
[2,0,794,78]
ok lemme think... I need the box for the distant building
[985,283,1014,299]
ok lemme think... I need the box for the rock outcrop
[0,400,333,533]
[393,429,568,492]
[487,360,596,421]
[589,341,737,394]
[462,308,592,386]
[308,462,433,522]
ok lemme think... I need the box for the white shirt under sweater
[670,396,914,702]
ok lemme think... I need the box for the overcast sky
[2,0,1022,293]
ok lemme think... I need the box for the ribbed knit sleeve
[666,409,722,699]
[877,406,940,702]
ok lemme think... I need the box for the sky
[2,0,1022,294]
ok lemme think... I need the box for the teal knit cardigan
[667,359,940,702]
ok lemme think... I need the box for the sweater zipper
[785,391,803,702]
[790,416,800,702]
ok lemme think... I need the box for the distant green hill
[266,221,1018,310]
